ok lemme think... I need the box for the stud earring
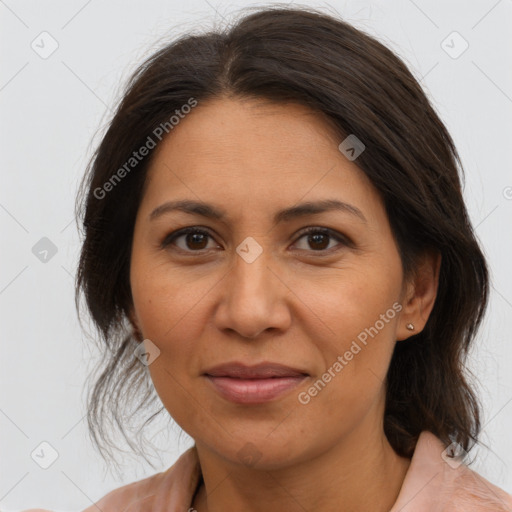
[406,323,415,331]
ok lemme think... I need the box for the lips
[203,362,309,404]
[204,362,308,379]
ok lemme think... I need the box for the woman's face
[129,97,416,468]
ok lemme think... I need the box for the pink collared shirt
[23,430,512,511]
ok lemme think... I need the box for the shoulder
[81,445,201,512]
[19,473,161,512]
[397,430,512,512]
[80,470,164,512]
[444,463,512,511]
[20,446,201,512]
[19,473,164,512]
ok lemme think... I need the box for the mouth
[203,362,309,404]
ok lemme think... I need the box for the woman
[24,5,512,511]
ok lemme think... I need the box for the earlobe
[397,250,441,341]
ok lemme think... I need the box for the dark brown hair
[75,4,489,470]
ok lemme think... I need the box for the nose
[213,245,292,340]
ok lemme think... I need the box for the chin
[202,431,314,471]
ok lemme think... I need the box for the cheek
[134,290,204,429]
[304,261,401,338]
[305,263,402,389]
[296,286,399,443]
[129,259,206,405]
[130,251,214,341]
[132,279,205,371]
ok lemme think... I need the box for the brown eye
[182,231,210,250]
[293,227,347,252]
[306,232,330,250]
[161,228,218,252]
[161,226,349,255]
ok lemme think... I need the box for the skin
[129,96,441,512]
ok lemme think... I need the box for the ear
[127,307,144,342]
[396,249,441,341]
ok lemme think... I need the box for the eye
[292,227,348,252]
[161,227,219,252]
[161,226,350,254]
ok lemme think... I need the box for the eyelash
[160,226,351,255]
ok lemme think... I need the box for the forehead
[140,97,382,224]
[151,97,343,161]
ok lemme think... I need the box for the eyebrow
[149,198,367,225]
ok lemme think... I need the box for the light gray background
[1,0,511,510]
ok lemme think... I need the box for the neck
[191,423,411,512]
